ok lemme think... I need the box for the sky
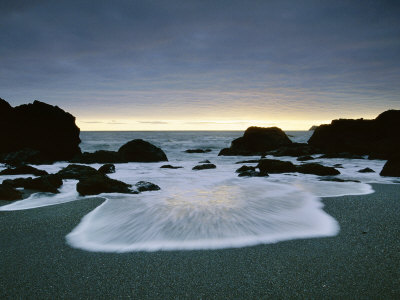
[1,0,400,130]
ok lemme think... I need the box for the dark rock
[192,163,217,170]
[76,175,133,196]
[3,174,63,193]
[71,150,123,164]
[0,165,48,176]
[380,157,400,177]
[257,159,296,174]
[235,159,260,164]
[333,164,343,168]
[57,164,99,180]
[160,165,183,169]
[309,125,318,131]
[135,181,161,192]
[238,170,264,177]
[358,168,375,173]
[235,165,256,173]
[199,160,211,164]
[319,152,364,159]
[185,149,212,153]
[118,139,168,162]
[308,110,400,159]
[297,155,314,161]
[219,127,292,156]
[296,163,340,176]
[319,177,360,183]
[0,184,23,200]
[0,99,81,164]
[98,164,116,174]
[269,143,318,157]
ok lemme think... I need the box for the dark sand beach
[1,183,399,299]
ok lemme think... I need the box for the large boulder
[257,159,297,174]
[0,184,23,201]
[308,110,400,159]
[0,165,48,176]
[219,127,292,156]
[3,174,63,193]
[0,99,81,164]
[380,157,400,177]
[117,139,168,162]
[76,174,133,196]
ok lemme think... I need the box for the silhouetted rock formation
[118,139,168,162]
[76,175,133,196]
[380,157,400,177]
[3,174,63,193]
[308,110,400,159]
[0,165,48,176]
[309,125,318,131]
[0,98,81,164]
[219,127,292,156]
[257,159,296,174]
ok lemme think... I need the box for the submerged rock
[380,157,400,177]
[257,159,296,174]
[3,174,63,193]
[296,163,340,176]
[297,155,314,161]
[0,165,48,176]
[199,160,211,164]
[358,167,375,173]
[192,163,217,170]
[308,110,400,159]
[185,149,212,153]
[134,181,161,192]
[98,163,116,174]
[160,165,183,169]
[219,127,292,156]
[0,184,23,201]
[0,98,81,164]
[76,175,133,196]
[118,139,168,162]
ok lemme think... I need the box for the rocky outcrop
[192,163,216,170]
[98,164,116,174]
[118,139,168,162]
[308,110,400,159]
[0,165,48,176]
[380,157,400,177]
[219,127,292,156]
[0,98,81,164]
[76,175,133,196]
[0,184,23,201]
[3,174,63,193]
[257,159,296,174]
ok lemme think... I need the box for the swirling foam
[66,179,339,252]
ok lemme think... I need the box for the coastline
[0,184,399,299]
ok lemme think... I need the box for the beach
[1,183,399,299]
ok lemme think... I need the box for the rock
[219,127,292,156]
[238,170,264,177]
[57,164,99,180]
[235,165,256,173]
[358,168,375,173]
[296,163,340,176]
[76,174,133,196]
[0,184,23,200]
[309,125,318,131]
[185,149,212,153]
[160,165,183,169]
[199,160,211,164]
[134,181,161,192]
[235,159,260,164]
[98,164,116,174]
[71,150,123,164]
[319,177,360,183]
[257,159,296,174]
[319,152,365,159]
[0,165,48,176]
[269,143,318,157]
[308,110,400,159]
[0,99,81,164]
[192,163,217,170]
[3,174,63,193]
[297,155,314,161]
[380,157,400,177]
[118,139,168,162]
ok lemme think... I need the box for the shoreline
[1,183,399,299]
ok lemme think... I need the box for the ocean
[0,131,396,252]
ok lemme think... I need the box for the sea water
[0,131,396,252]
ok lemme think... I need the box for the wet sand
[1,183,399,299]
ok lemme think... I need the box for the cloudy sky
[1,0,399,130]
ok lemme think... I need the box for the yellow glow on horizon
[76,118,332,131]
